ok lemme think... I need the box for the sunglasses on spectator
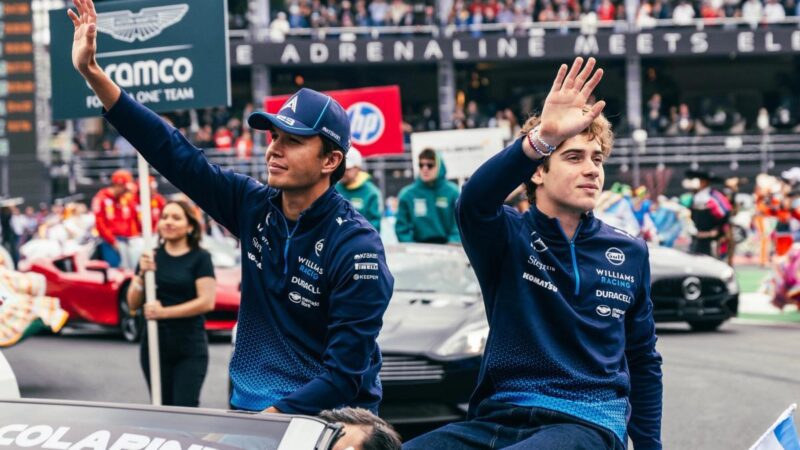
[419,162,435,169]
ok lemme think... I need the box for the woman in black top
[126,200,216,407]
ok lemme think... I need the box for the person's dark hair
[321,138,347,185]
[159,200,202,249]
[319,408,402,450]
[419,148,437,162]
[521,113,614,204]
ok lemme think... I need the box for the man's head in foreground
[524,113,613,215]
[248,88,351,191]
[319,408,402,450]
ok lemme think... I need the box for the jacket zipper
[276,209,301,275]
[557,220,583,296]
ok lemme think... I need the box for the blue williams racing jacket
[104,92,394,415]
[456,137,663,449]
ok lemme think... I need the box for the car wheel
[119,284,143,343]
[688,320,724,332]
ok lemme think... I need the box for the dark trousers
[402,400,623,450]
[140,327,209,407]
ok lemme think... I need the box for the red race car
[19,239,240,342]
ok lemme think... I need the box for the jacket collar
[267,186,342,234]
[525,204,601,242]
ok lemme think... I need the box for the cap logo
[276,115,296,126]
[321,126,341,142]
[281,96,298,114]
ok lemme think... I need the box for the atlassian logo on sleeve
[347,102,385,146]
[605,247,625,266]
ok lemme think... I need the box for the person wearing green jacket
[395,148,461,244]
[336,148,383,231]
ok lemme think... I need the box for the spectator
[645,93,667,134]
[497,1,515,22]
[652,0,672,18]
[195,124,214,148]
[636,2,658,28]
[741,0,763,23]
[538,1,557,21]
[369,0,390,25]
[355,0,371,25]
[235,129,254,159]
[213,126,234,150]
[91,169,140,268]
[700,0,721,18]
[672,0,696,24]
[288,2,309,28]
[597,0,616,20]
[677,103,695,135]
[465,100,489,128]
[764,0,786,22]
[269,12,291,42]
[389,0,412,24]
[336,149,383,231]
[395,149,460,244]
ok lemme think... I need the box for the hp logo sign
[347,102,385,146]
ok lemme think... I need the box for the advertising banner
[264,85,403,156]
[49,0,230,119]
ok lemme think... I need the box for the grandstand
[12,0,800,203]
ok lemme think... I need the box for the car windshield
[386,246,480,296]
[0,401,335,450]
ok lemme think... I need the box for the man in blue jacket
[68,0,393,415]
[404,58,663,449]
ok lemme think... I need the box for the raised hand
[67,0,98,76]
[538,57,606,149]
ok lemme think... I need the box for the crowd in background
[261,0,800,35]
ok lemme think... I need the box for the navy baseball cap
[248,88,351,152]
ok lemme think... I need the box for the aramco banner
[49,0,230,119]
[264,85,403,157]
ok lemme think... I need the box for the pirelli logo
[354,262,379,271]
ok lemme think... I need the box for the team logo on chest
[605,247,625,266]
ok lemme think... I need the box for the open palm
[67,0,98,75]
[539,57,606,147]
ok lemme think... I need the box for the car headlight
[433,322,489,358]
[720,267,739,295]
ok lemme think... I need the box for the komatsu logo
[96,4,190,43]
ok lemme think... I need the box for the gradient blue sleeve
[103,91,266,237]
[625,245,664,450]
[273,230,394,414]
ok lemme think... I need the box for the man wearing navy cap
[69,0,394,415]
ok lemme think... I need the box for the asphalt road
[3,321,800,449]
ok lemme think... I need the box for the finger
[87,0,97,20]
[586,100,606,121]
[73,0,85,18]
[580,68,604,99]
[574,57,596,92]
[562,57,584,91]
[67,9,81,28]
[550,64,568,94]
